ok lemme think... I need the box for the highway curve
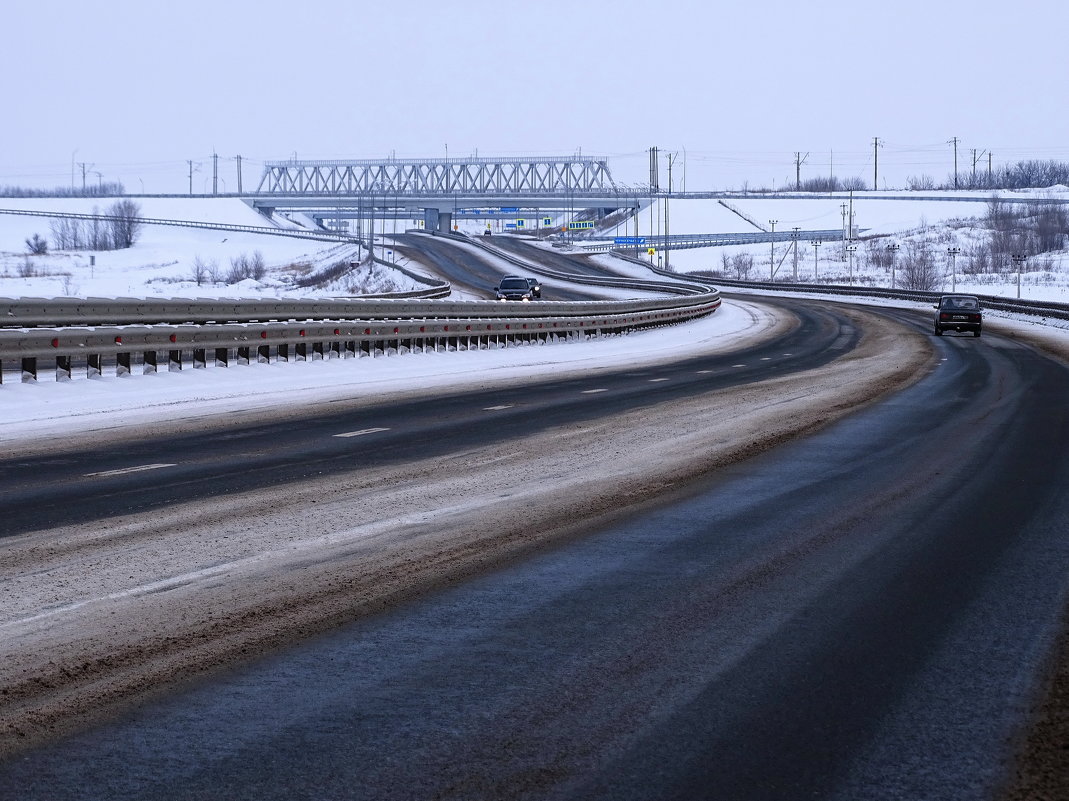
[391,233,599,300]
[1,300,1068,800]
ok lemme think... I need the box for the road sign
[614,236,646,245]
[516,219,525,228]
[543,217,553,226]
[647,247,656,255]
[501,207,519,213]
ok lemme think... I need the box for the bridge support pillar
[423,208,439,231]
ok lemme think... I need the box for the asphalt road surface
[2,302,1067,800]
[392,233,598,300]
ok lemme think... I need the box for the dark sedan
[934,294,982,337]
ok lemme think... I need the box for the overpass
[247,155,652,232]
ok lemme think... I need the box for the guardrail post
[215,348,229,367]
[116,352,131,377]
[192,348,206,369]
[169,350,182,371]
[257,344,270,363]
[87,354,102,379]
[143,351,157,374]
[345,340,355,358]
[237,346,250,365]
[278,343,289,362]
[21,357,37,383]
[295,342,307,361]
[56,355,72,381]
[329,341,340,359]
[312,342,323,361]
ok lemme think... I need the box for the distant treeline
[0,182,126,198]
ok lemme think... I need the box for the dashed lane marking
[334,427,391,438]
[581,389,608,394]
[484,405,514,411]
[85,463,177,478]
[649,378,670,383]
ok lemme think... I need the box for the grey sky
[3,0,1066,193]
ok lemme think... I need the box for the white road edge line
[334,427,391,438]
[84,463,177,478]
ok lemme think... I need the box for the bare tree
[898,242,941,291]
[107,200,142,248]
[25,233,48,255]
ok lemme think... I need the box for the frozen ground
[0,198,423,298]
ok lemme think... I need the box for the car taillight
[940,313,951,321]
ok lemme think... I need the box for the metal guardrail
[0,207,354,243]
[689,274,1069,321]
[579,230,851,253]
[0,296,721,384]
[441,231,714,296]
[0,230,722,384]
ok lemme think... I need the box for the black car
[934,294,982,337]
[495,276,535,301]
[523,277,542,298]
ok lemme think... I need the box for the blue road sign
[614,236,646,245]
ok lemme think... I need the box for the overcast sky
[3,0,1066,194]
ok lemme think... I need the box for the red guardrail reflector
[364,328,371,335]
[299,329,306,336]
[51,338,59,348]
[334,328,341,335]
[114,336,123,344]
[169,334,178,343]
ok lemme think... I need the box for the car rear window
[499,279,528,289]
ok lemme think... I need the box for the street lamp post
[769,220,778,280]
[947,247,961,292]
[887,243,900,289]
[1012,253,1027,298]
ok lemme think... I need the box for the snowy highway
[2,293,1069,799]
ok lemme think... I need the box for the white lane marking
[649,378,669,383]
[84,463,176,478]
[697,370,713,374]
[732,364,747,368]
[484,405,514,411]
[760,357,772,361]
[334,427,390,438]
[582,388,608,394]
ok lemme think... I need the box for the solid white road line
[84,463,176,478]
[334,428,390,438]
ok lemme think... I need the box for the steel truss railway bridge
[247,155,651,233]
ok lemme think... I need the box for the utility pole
[792,227,800,280]
[649,146,659,192]
[188,160,197,195]
[989,152,993,182]
[794,151,809,191]
[947,246,961,291]
[971,148,988,186]
[78,162,91,193]
[887,243,900,289]
[665,152,674,271]
[948,137,960,189]
[810,240,822,281]
[769,220,778,280]
[873,137,883,190]
[212,152,219,195]
[235,155,242,194]
[840,203,849,259]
